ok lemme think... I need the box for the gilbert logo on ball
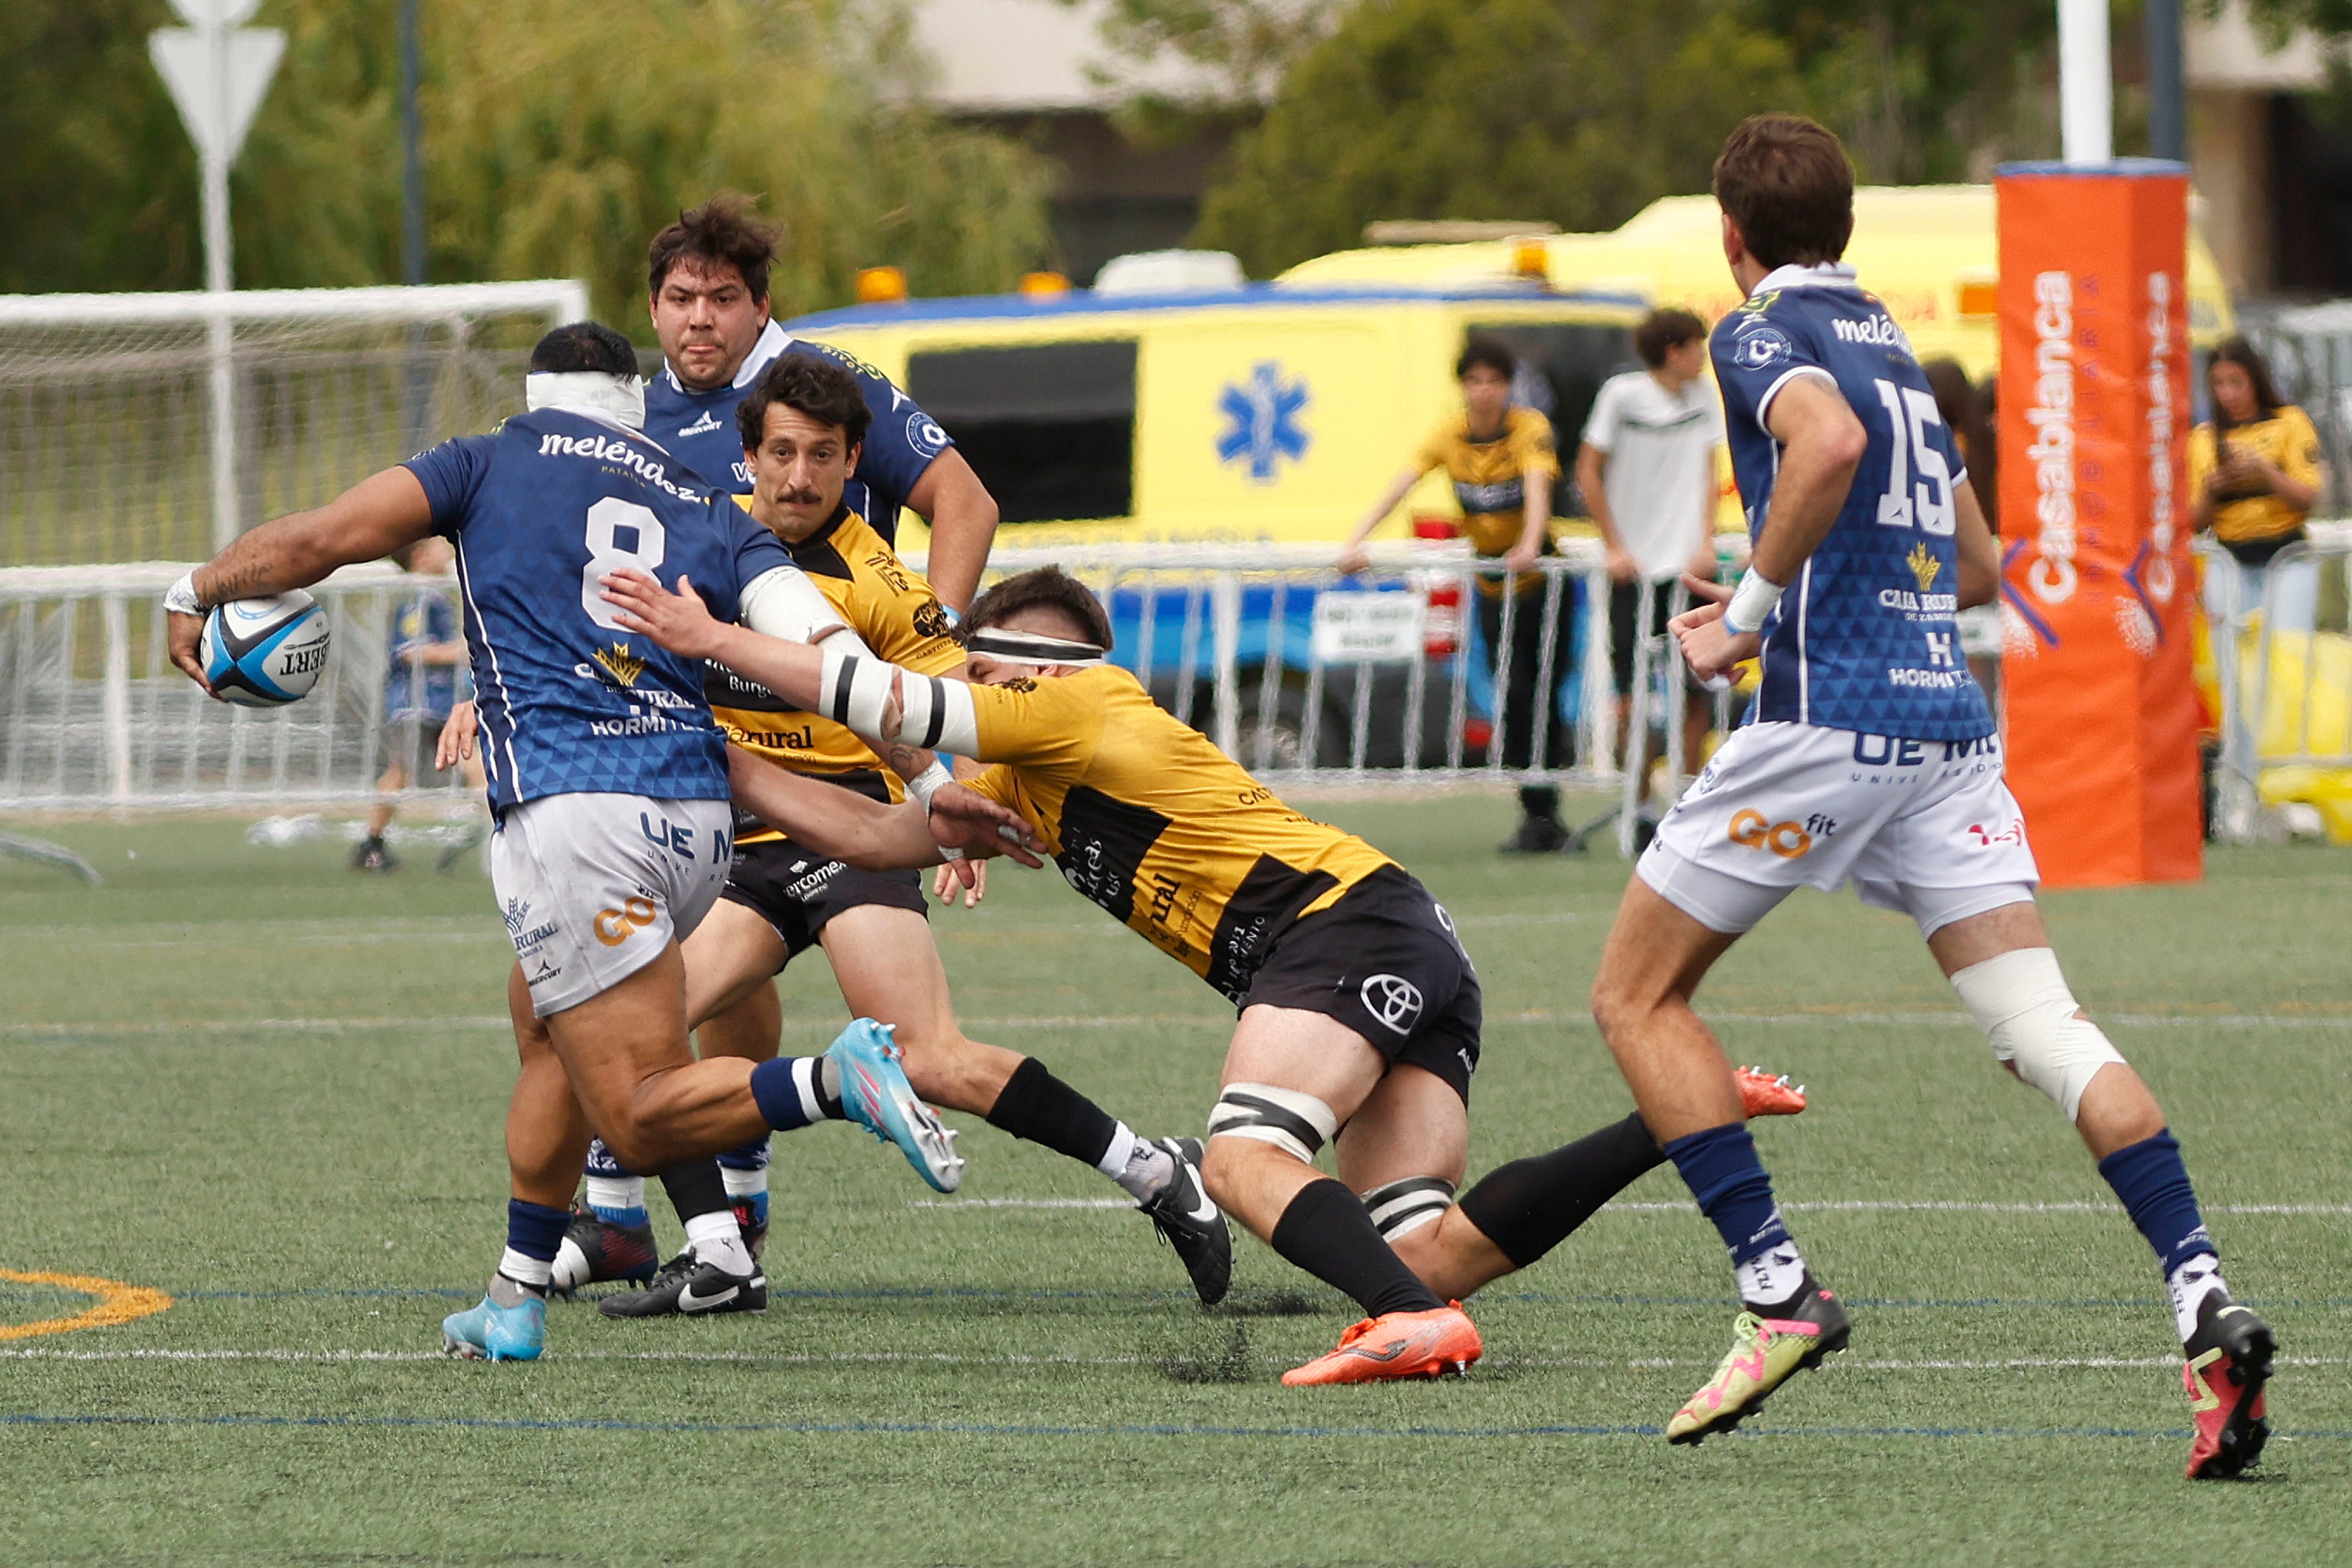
[200,591,331,706]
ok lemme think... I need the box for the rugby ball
[200,591,332,707]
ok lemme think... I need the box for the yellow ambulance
[779,272,1647,548]
[1279,185,2236,378]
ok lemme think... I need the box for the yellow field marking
[0,1269,173,1341]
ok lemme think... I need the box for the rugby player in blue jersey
[1584,116,2274,1474]
[534,196,1010,1283]
[164,323,1039,1362]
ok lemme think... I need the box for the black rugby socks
[985,1056,1120,1166]
[1455,1113,1667,1270]
[1271,1178,1446,1318]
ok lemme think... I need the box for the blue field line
[0,1409,2343,1444]
[90,1283,2345,1312]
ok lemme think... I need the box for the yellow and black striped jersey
[706,503,964,844]
[958,665,1394,1000]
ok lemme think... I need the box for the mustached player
[1585,115,2273,1474]
[625,194,1002,1262]
[165,322,1034,1363]
[525,353,1229,1316]
[600,563,1808,1385]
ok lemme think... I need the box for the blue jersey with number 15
[402,408,795,813]
[1713,266,1993,742]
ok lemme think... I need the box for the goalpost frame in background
[0,279,589,558]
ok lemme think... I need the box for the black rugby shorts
[1238,865,1482,1103]
[720,836,928,971]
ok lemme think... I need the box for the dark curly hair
[736,354,872,455]
[961,567,1114,653]
[647,193,779,302]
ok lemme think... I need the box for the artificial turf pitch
[0,797,2344,1565]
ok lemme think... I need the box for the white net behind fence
[0,282,586,566]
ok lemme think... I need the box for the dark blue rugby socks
[2098,1128,2230,1340]
[493,1197,569,1301]
[582,1138,649,1226]
[748,1056,845,1132]
[1664,1122,1808,1310]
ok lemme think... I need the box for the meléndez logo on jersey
[1360,973,1424,1035]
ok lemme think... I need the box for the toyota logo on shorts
[1360,973,1424,1034]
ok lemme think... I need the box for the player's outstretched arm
[605,566,1015,765]
[723,745,1042,872]
[166,467,437,692]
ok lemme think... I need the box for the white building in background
[2189,2,2347,295]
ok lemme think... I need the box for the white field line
[914,1196,2352,1216]
[1,1346,2339,1373]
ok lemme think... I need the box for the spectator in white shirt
[1574,309,1724,805]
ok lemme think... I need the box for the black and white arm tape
[817,646,980,756]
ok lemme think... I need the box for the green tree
[1193,0,1807,277]
[1754,0,2061,183]
[0,0,1053,319]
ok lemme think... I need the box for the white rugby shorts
[1639,720,2039,938]
[491,793,733,1017]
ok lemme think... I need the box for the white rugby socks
[1097,1125,1174,1202]
[2168,1253,2230,1342]
[684,1210,755,1277]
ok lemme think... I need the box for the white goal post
[0,279,589,566]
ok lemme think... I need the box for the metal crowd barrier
[2197,525,2352,842]
[0,542,1736,817]
[0,560,475,812]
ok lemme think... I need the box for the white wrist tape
[903,759,953,809]
[165,573,204,616]
[1722,567,1785,636]
[1951,947,2125,1125]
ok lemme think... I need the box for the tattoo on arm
[882,742,937,785]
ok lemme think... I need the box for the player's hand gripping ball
[200,591,332,706]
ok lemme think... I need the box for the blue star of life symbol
[1215,361,1310,482]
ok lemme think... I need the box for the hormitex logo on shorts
[1727,809,1814,860]
[1360,974,1424,1035]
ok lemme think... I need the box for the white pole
[202,17,239,552]
[102,593,133,803]
[2058,0,2113,165]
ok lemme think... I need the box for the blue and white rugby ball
[200,591,331,707]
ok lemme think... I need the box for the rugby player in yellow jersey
[600,562,1804,1384]
[479,355,1233,1316]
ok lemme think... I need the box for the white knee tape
[1950,947,2124,1124]
[1208,1083,1339,1165]
[1361,1176,1456,1242]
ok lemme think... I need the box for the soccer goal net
[0,280,587,566]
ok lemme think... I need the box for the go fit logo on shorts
[592,897,659,946]
[1727,809,1812,859]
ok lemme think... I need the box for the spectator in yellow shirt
[2190,337,2325,796]
[1338,338,1576,854]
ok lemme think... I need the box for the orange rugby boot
[1281,1302,1482,1387]
[1735,1065,1807,1118]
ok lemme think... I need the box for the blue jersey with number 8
[1713,268,1993,741]
[402,409,795,813]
